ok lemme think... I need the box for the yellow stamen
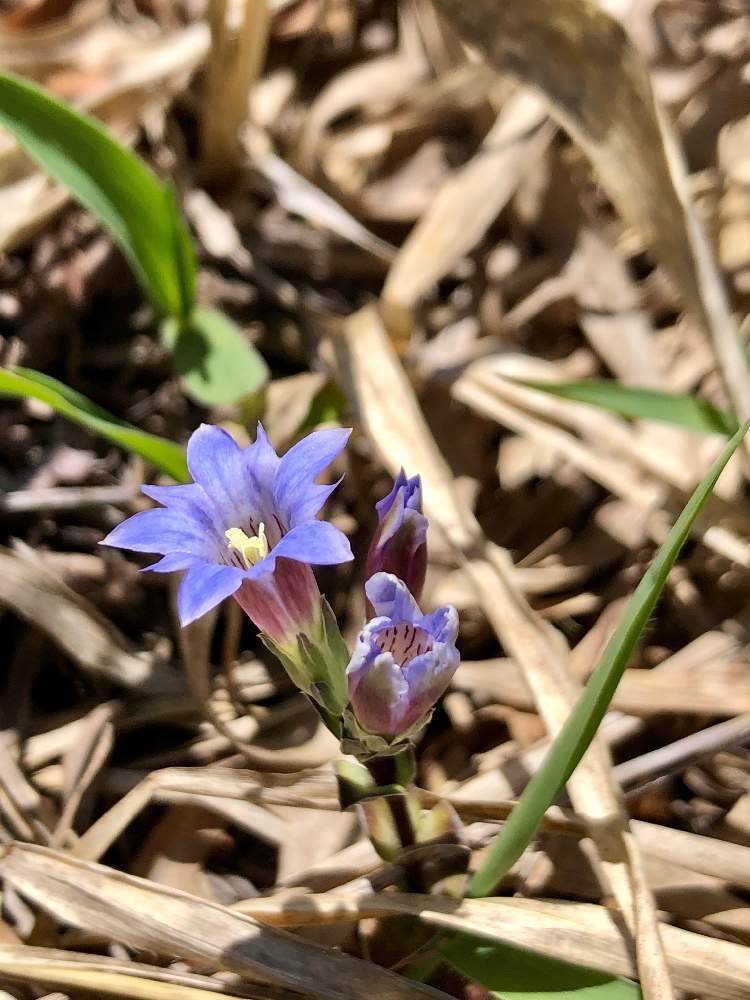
[225,523,269,567]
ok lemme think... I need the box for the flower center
[375,623,433,666]
[225,524,269,569]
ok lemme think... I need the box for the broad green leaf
[443,935,640,1000]
[520,379,736,436]
[0,368,188,482]
[0,71,196,319]
[162,307,269,407]
[468,420,749,898]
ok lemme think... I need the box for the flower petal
[420,604,459,645]
[142,482,211,513]
[400,642,460,727]
[245,423,280,494]
[177,563,244,625]
[141,483,219,537]
[239,423,283,540]
[101,508,215,557]
[144,552,199,574]
[262,520,353,570]
[374,468,408,522]
[234,559,320,641]
[364,572,421,623]
[346,630,384,692]
[186,424,260,529]
[374,471,423,546]
[273,427,351,525]
[346,641,408,735]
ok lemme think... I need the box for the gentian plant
[105,422,464,882]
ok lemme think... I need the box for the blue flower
[101,423,353,638]
[346,573,459,739]
[366,470,427,606]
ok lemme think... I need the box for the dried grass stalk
[231,892,750,1000]
[0,944,249,999]
[0,843,447,1000]
[431,0,750,459]
[0,546,152,687]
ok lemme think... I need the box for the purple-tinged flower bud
[346,573,459,742]
[366,471,427,606]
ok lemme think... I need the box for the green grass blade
[443,935,641,1000]
[0,368,188,482]
[520,379,737,436]
[0,71,196,320]
[468,420,749,898]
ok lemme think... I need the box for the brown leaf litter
[2,2,750,999]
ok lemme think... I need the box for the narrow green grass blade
[443,935,641,1000]
[0,71,196,319]
[0,368,188,482]
[468,420,749,898]
[520,379,737,436]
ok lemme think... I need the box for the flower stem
[336,748,467,893]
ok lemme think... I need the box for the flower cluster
[104,422,459,749]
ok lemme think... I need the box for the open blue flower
[346,573,459,739]
[366,470,427,606]
[102,423,353,637]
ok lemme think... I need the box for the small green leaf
[519,379,737,436]
[443,935,641,1000]
[0,368,188,482]
[163,307,269,407]
[0,70,196,319]
[468,420,749,898]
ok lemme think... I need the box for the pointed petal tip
[274,427,352,525]
[254,420,271,443]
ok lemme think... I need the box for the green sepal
[260,633,312,695]
[260,596,349,731]
[313,697,344,740]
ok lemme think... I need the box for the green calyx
[261,597,349,735]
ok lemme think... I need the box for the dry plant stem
[0,843,447,1000]
[230,892,750,1000]
[430,0,750,459]
[381,88,554,336]
[451,368,750,567]
[328,303,673,998]
[349,751,454,894]
[613,713,750,790]
[0,546,152,688]
[56,763,750,893]
[0,944,253,1000]
[357,752,419,865]
[201,0,270,185]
